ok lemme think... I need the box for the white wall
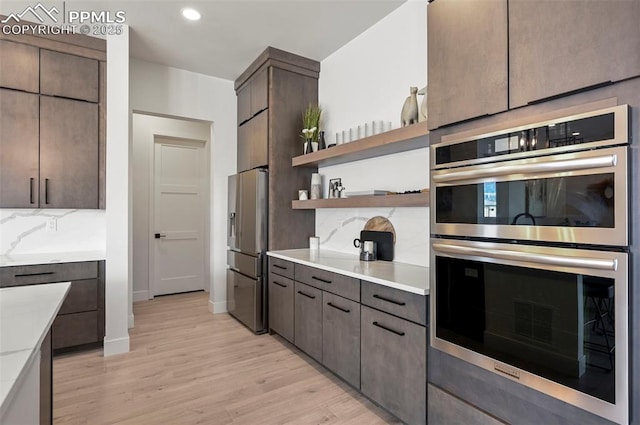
[317,0,429,266]
[132,114,211,302]
[129,58,237,313]
[104,27,131,356]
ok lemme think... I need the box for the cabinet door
[40,96,99,209]
[361,306,427,425]
[40,50,99,102]
[294,281,323,361]
[0,89,39,208]
[509,1,640,108]
[0,40,39,93]
[250,67,269,116]
[237,84,251,124]
[52,311,98,349]
[427,0,508,130]
[322,292,360,388]
[237,121,251,172]
[269,273,294,343]
[249,110,268,170]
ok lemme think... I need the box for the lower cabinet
[294,281,323,361]
[268,274,294,343]
[322,292,361,389]
[361,306,427,425]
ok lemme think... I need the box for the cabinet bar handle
[373,294,406,306]
[273,280,287,288]
[297,290,316,300]
[29,178,35,204]
[327,302,350,313]
[15,271,55,278]
[312,275,332,284]
[45,178,50,204]
[372,321,405,336]
[273,264,287,270]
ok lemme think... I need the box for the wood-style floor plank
[53,291,400,425]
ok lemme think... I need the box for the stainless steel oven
[430,104,631,424]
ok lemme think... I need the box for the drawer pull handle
[373,321,405,336]
[15,271,55,278]
[273,264,287,270]
[297,290,316,300]
[273,280,287,288]
[312,275,332,284]
[373,294,406,306]
[29,178,35,204]
[45,178,50,204]
[327,302,350,313]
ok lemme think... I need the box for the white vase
[310,173,321,199]
[311,142,319,152]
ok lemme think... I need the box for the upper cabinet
[509,0,640,108]
[427,0,640,129]
[0,34,106,209]
[40,50,99,103]
[427,0,508,130]
[0,40,39,93]
[237,67,269,125]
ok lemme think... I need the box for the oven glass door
[431,146,628,246]
[431,238,628,424]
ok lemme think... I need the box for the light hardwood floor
[53,291,400,425]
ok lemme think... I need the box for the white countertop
[0,250,105,268]
[267,249,429,295]
[0,282,71,417]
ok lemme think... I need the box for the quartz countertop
[0,282,71,417]
[0,250,105,268]
[267,249,429,295]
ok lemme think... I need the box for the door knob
[155,233,167,239]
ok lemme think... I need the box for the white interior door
[153,138,205,296]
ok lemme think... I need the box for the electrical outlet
[47,218,57,232]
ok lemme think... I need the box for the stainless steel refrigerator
[227,168,268,333]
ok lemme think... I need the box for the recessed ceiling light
[182,8,201,21]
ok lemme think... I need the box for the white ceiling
[2,0,406,81]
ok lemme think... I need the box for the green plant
[301,104,322,143]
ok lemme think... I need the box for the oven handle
[432,243,618,271]
[432,154,617,184]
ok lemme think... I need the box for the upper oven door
[431,145,628,246]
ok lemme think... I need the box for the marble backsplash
[315,207,429,267]
[0,209,106,255]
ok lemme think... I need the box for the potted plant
[301,104,322,154]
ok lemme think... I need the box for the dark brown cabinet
[0,40,39,93]
[237,85,251,125]
[40,50,99,102]
[268,261,295,343]
[509,0,640,108]
[294,281,323,361]
[238,109,269,172]
[237,67,269,125]
[0,89,39,208]
[322,292,361,388]
[361,306,427,425]
[40,97,99,208]
[0,261,105,352]
[427,0,508,130]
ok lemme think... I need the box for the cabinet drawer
[361,306,427,425]
[58,279,98,315]
[40,50,99,102]
[269,273,294,343]
[294,281,323,362]
[295,264,360,302]
[269,257,294,279]
[361,280,428,326]
[323,292,360,389]
[52,311,99,350]
[0,261,99,287]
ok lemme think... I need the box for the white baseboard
[210,299,227,314]
[133,290,150,302]
[128,313,135,329]
[103,335,130,356]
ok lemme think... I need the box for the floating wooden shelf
[292,121,429,168]
[292,191,430,209]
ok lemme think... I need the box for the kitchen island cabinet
[267,249,429,424]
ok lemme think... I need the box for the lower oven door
[431,145,628,246]
[430,238,628,424]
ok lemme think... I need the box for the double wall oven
[430,104,630,424]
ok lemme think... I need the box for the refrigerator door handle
[229,212,236,238]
